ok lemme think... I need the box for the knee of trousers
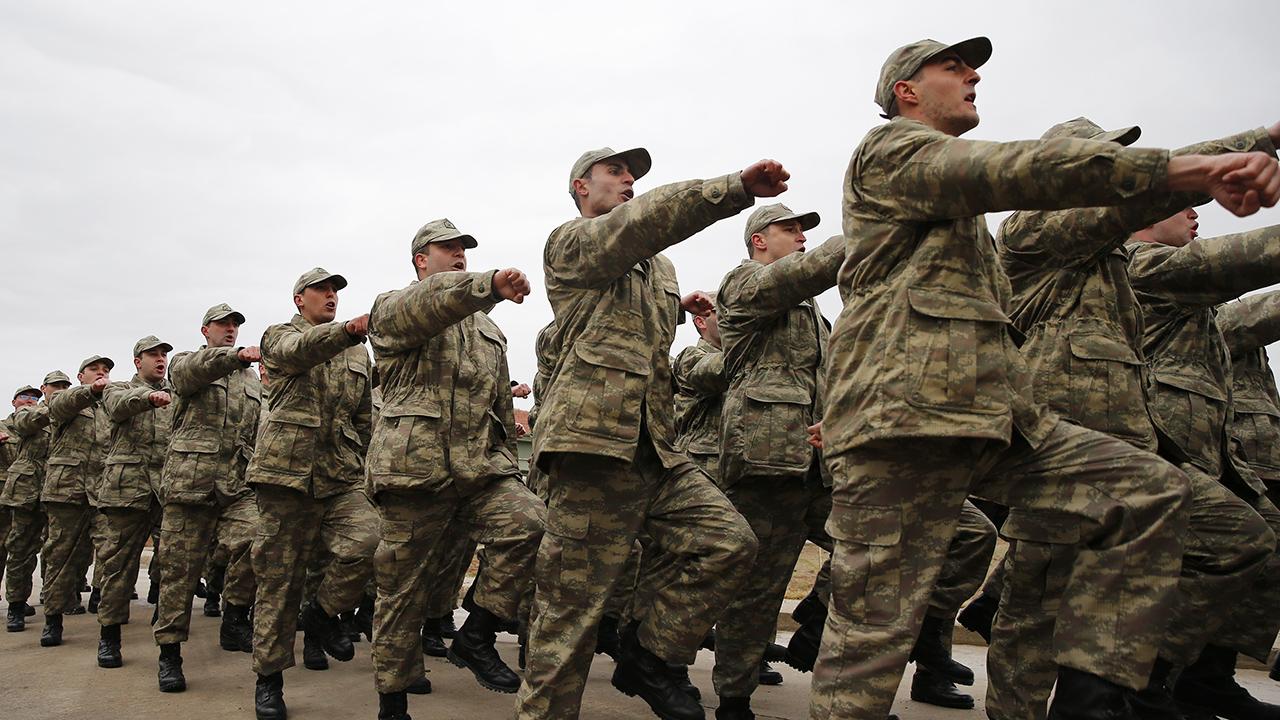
[342,527,380,563]
[1108,461,1193,539]
[720,515,759,570]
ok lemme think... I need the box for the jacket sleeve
[718,234,845,331]
[674,345,727,397]
[169,347,249,397]
[1217,289,1280,359]
[103,383,157,422]
[368,272,499,356]
[47,385,99,423]
[1128,224,1280,309]
[352,354,373,451]
[9,405,50,435]
[866,123,1171,222]
[546,173,754,289]
[262,321,360,378]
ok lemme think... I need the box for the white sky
[2,1,1279,411]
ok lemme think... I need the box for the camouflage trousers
[90,509,108,590]
[928,500,997,621]
[95,503,159,626]
[154,495,258,645]
[251,485,377,676]
[809,420,1191,720]
[713,474,831,698]
[0,506,8,591]
[371,479,545,693]
[986,464,1277,720]
[515,443,758,720]
[40,502,95,616]
[4,505,44,604]
[423,528,477,619]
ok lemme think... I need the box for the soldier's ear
[893,79,918,111]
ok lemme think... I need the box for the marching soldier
[3,376,61,631]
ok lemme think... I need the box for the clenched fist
[238,346,262,364]
[493,269,532,304]
[149,391,171,408]
[345,314,370,338]
[90,377,110,395]
[680,291,715,317]
[741,159,790,198]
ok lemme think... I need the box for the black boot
[956,592,997,645]
[716,696,754,720]
[1127,657,1183,720]
[87,586,101,614]
[909,615,973,686]
[668,662,701,701]
[158,642,186,693]
[595,614,622,661]
[1272,651,1280,683]
[148,579,160,604]
[758,661,782,687]
[785,593,826,673]
[303,634,329,670]
[300,601,354,661]
[378,691,411,720]
[421,617,447,657]
[7,601,28,632]
[354,593,374,642]
[611,623,705,720]
[203,591,221,618]
[910,667,974,710]
[254,672,286,720]
[40,614,63,647]
[447,604,520,693]
[340,612,360,643]
[68,593,87,615]
[438,612,458,640]
[701,629,717,651]
[220,603,253,653]
[1046,666,1131,720]
[762,642,788,663]
[23,603,34,617]
[406,674,432,695]
[98,623,123,668]
[1176,645,1280,720]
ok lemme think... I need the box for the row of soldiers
[7,32,1280,720]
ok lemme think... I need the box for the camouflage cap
[202,302,246,327]
[42,371,72,387]
[876,36,992,117]
[133,335,173,357]
[568,147,652,196]
[12,385,41,400]
[743,203,821,242]
[1041,116,1141,147]
[78,355,115,374]
[411,218,478,256]
[292,267,348,296]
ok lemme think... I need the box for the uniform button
[710,188,722,198]
[1120,179,1135,192]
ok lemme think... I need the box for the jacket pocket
[566,342,650,442]
[369,405,443,478]
[826,503,902,625]
[1066,332,1149,443]
[1000,510,1080,613]
[904,288,1010,414]
[1151,371,1226,466]
[256,417,317,476]
[542,507,591,603]
[741,385,813,470]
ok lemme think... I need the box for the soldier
[517,147,776,720]
[0,386,41,613]
[3,377,59,631]
[1129,216,1280,719]
[152,303,263,693]
[991,118,1280,720]
[815,36,1279,720]
[673,298,726,483]
[33,356,114,647]
[249,268,378,720]
[96,336,174,668]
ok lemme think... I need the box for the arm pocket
[826,502,902,625]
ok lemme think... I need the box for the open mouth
[325,303,336,311]
[452,261,465,270]
[622,189,634,200]
[964,92,977,105]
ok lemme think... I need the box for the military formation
[4,34,1280,720]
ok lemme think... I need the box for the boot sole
[446,648,519,694]
[7,626,25,632]
[781,655,814,673]
[423,647,448,658]
[303,662,329,671]
[159,681,187,693]
[910,692,974,710]
[610,675,704,720]
[98,658,123,668]
[912,660,974,687]
[40,637,62,647]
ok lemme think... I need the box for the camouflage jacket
[249,314,372,499]
[164,346,262,506]
[999,128,1275,452]
[823,116,1174,456]
[717,234,843,485]
[527,320,558,432]
[0,413,19,472]
[367,272,521,496]
[1128,225,1280,497]
[0,405,51,508]
[673,339,727,483]
[100,375,173,509]
[535,172,754,469]
[1218,291,1280,484]
[43,385,110,506]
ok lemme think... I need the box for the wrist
[1166,155,1211,193]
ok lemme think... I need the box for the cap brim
[940,36,992,71]
[605,147,652,182]
[206,311,247,325]
[136,343,174,356]
[304,273,348,293]
[1094,125,1142,147]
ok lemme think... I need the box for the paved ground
[3,559,1280,719]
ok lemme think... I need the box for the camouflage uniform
[97,372,173,627]
[0,410,17,589]
[249,311,378,677]
[1130,227,1280,666]
[673,338,726,482]
[1222,290,1280,496]
[986,121,1278,720]
[813,47,1195,718]
[40,375,111,618]
[517,167,759,719]
[367,266,545,693]
[523,321,557,501]
[153,340,262,646]
[2,403,50,607]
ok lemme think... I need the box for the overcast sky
[2,1,1279,411]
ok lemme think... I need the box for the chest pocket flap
[1068,333,1140,364]
[574,343,651,376]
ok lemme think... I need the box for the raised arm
[674,344,727,397]
[103,383,160,422]
[47,384,101,423]
[546,174,754,289]
[262,321,360,378]
[8,405,50,435]
[1218,289,1280,359]
[369,272,499,356]
[1128,224,1280,309]
[169,347,252,397]
[717,234,845,331]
